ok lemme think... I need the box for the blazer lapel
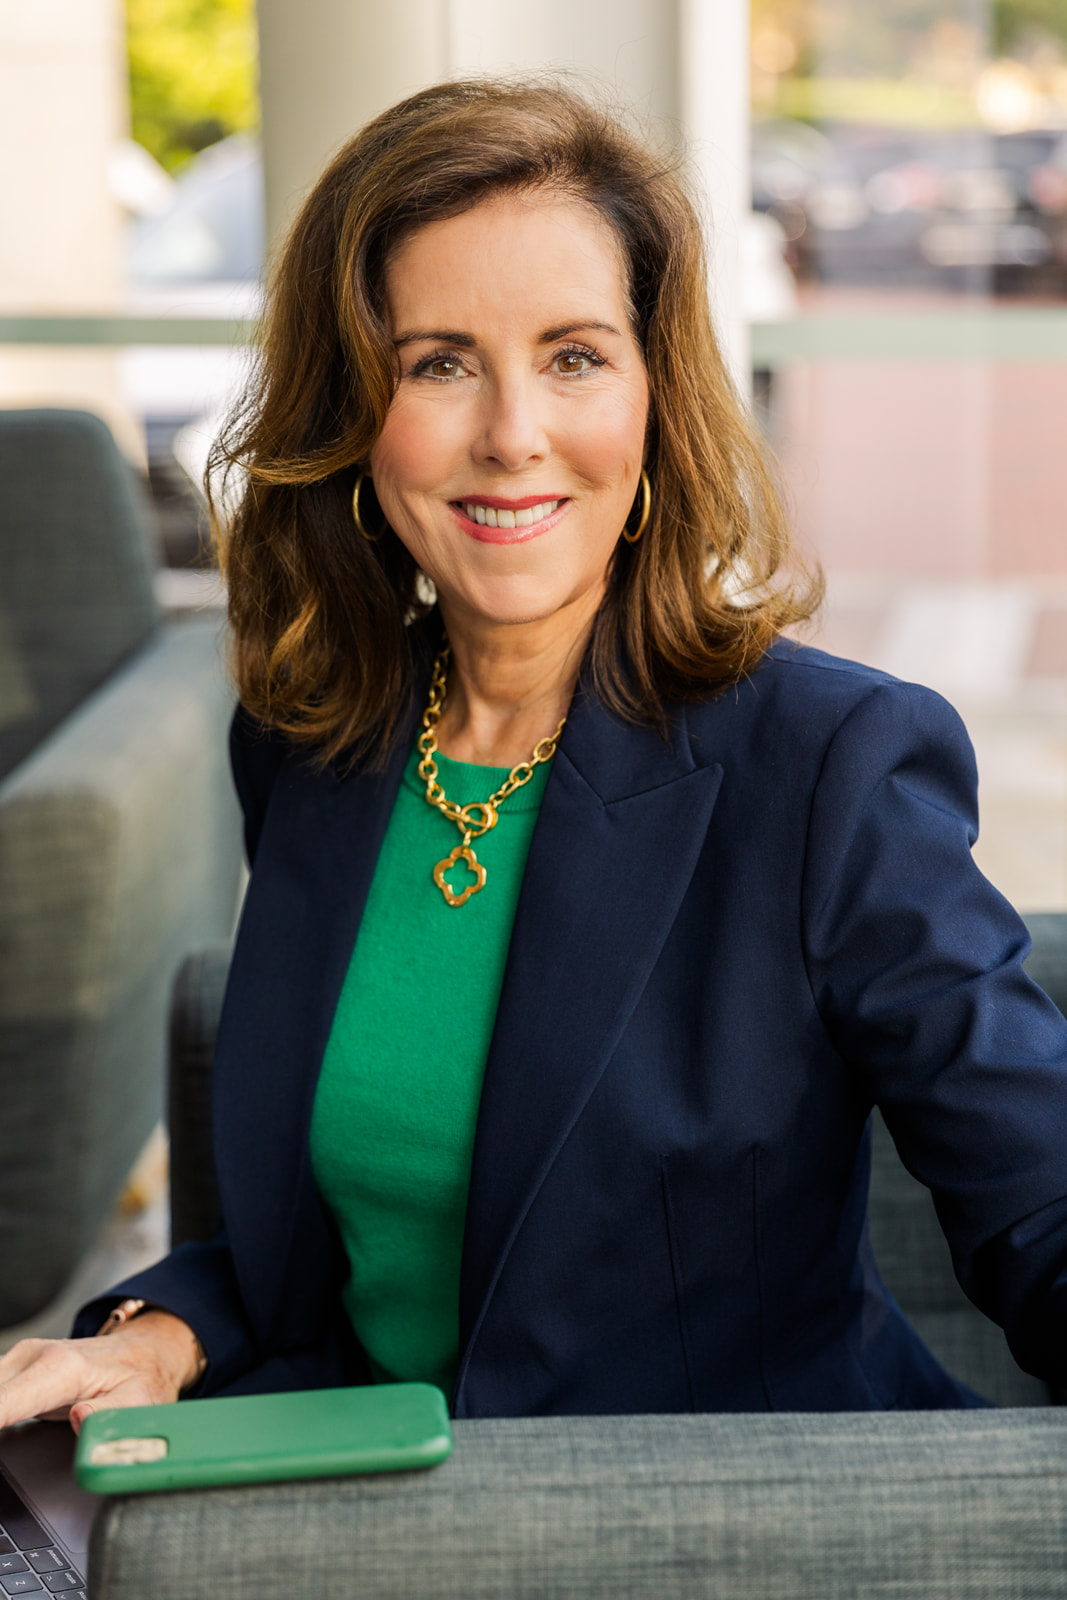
[213,715,415,1347]
[456,691,724,1393]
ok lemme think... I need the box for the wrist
[97,1300,207,1393]
[137,1310,208,1393]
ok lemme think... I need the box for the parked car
[754,115,1067,296]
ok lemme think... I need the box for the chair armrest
[88,1410,1067,1599]
[169,944,230,1247]
[0,618,241,1323]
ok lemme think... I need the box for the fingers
[69,1375,162,1435]
[0,1340,95,1432]
[0,1322,195,1435]
[0,1338,52,1386]
[0,1338,178,1434]
[68,1402,94,1436]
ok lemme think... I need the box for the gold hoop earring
[622,468,651,544]
[353,471,386,542]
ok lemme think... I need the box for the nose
[471,370,550,472]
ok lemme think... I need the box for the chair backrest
[867,1108,1051,1405]
[169,943,230,1247]
[0,408,159,781]
[1024,914,1067,1015]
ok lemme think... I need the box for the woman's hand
[0,1311,204,1434]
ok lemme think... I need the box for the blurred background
[3,0,1064,912]
[1,1,1066,1343]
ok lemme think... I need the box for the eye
[410,350,467,381]
[552,346,604,377]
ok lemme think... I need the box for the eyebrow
[539,320,622,342]
[393,330,476,348]
[392,320,622,348]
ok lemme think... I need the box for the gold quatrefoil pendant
[433,844,486,907]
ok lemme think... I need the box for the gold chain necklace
[416,644,566,907]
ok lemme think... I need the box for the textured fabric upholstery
[1025,913,1067,1017]
[867,1112,1050,1406]
[0,409,158,782]
[0,619,241,1324]
[89,1410,1067,1599]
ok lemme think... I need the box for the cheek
[577,390,649,480]
[370,401,455,502]
[368,407,459,576]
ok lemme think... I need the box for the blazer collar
[214,617,438,1344]
[213,694,419,1346]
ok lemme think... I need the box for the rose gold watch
[97,1297,150,1335]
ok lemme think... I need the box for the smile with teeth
[459,500,561,528]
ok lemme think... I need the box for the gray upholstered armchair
[84,918,1067,1599]
[0,408,242,1328]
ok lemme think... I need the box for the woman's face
[369,190,650,639]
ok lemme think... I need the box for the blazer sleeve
[71,1232,257,1396]
[800,678,1067,1383]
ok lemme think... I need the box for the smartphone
[74,1381,452,1495]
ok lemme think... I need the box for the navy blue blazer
[80,638,1067,1413]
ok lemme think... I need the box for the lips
[449,496,570,544]
[460,499,560,529]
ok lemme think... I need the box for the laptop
[0,1422,95,1596]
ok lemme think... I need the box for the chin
[445,574,597,632]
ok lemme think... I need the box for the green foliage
[994,0,1067,53]
[755,0,1067,76]
[808,0,978,77]
[126,0,259,173]
[775,74,979,123]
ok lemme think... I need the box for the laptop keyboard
[0,1477,84,1598]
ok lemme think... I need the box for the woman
[2,79,1067,1428]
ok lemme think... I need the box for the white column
[678,0,751,393]
[449,0,747,389]
[445,0,676,127]
[255,0,448,246]
[256,0,749,388]
[0,0,140,457]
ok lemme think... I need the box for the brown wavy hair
[212,76,821,767]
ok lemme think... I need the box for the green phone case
[74,1382,452,1494]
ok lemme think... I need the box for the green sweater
[309,741,551,1397]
